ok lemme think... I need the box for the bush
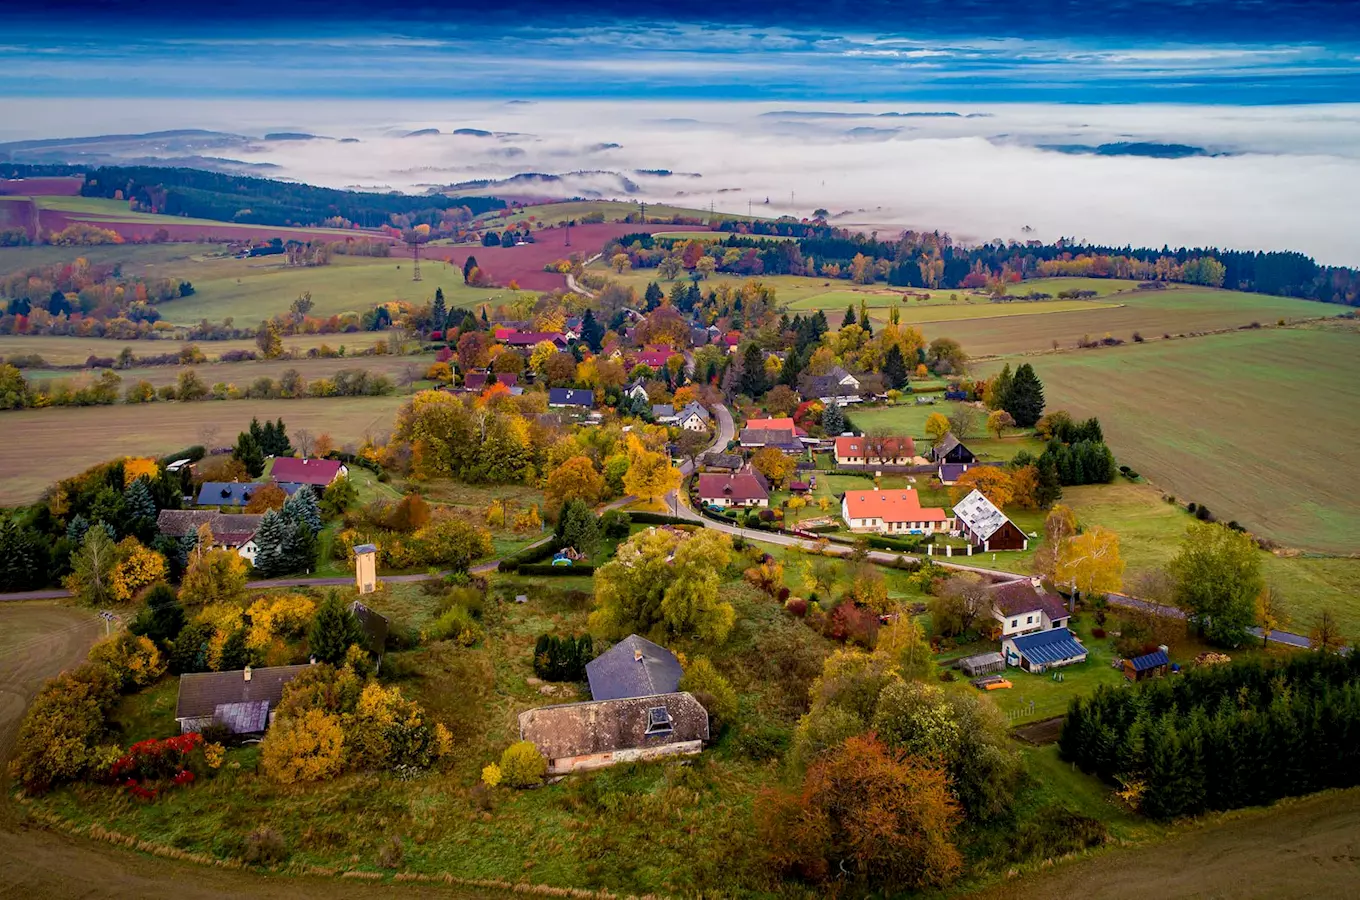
[242,826,288,866]
[599,509,630,538]
[625,512,692,525]
[496,538,562,573]
[498,741,547,787]
[732,722,790,761]
[88,632,166,692]
[1091,627,1107,639]
[428,604,483,646]
[157,445,206,466]
[865,534,925,552]
[679,657,738,732]
[377,836,404,869]
[785,597,808,617]
[9,664,116,794]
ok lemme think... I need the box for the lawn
[155,254,531,324]
[0,396,406,505]
[977,327,1360,555]
[0,241,204,272]
[845,402,1046,462]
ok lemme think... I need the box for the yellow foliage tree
[425,361,453,383]
[751,447,796,489]
[88,632,166,691]
[179,548,248,608]
[246,594,316,650]
[512,504,542,533]
[109,538,167,604]
[122,457,159,486]
[1054,526,1125,599]
[925,413,951,446]
[544,455,605,511]
[260,708,346,784]
[529,340,558,375]
[621,434,681,504]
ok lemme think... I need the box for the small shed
[958,651,1005,677]
[1124,648,1170,682]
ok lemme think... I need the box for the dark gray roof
[586,634,684,701]
[938,463,969,482]
[175,664,311,721]
[549,387,595,407]
[157,509,264,544]
[196,481,301,507]
[349,601,389,657]
[703,453,743,470]
[518,691,709,760]
[739,427,800,449]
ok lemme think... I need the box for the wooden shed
[959,651,1005,677]
[1124,648,1170,682]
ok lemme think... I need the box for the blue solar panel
[1130,649,1169,671]
[1011,628,1087,666]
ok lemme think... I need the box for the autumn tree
[925,412,951,446]
[947,405,980,440]
[621,435,681,505]
[987,409,1015,439]
[1256,584,1289,648]
[64,528,119,607]
[751,446,796,489]
[1054,525,1124,607]
[757,734,962,889]
[1308,610,1347,653]
[679,657,738,732]
[765,384,799,417]
[949,466,1013,508]
[261,708,346,784]
[590,528,735,645]
[1032,505,1077,578]
[928,573,989,637]
[1168,522,1262,647]
[544,456,605,514]
[245,483,288,513]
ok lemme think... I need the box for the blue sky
[2,2,1360,103]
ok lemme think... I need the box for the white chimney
[243,665,252,682]
[635,648,644,662]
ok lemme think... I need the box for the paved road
[564,254,602,298]
[1105,591,1313,650]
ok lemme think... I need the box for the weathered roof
[953,489,1015,541]
[518,691,709,760]
[990,579,1068,621]
[196,481,302,507]
[702,453,743,470]
[464,372,489,390]
[1010,628,1087,666]
[739,427,800,449]
[842,489,949,523]
[349,601,389,657]
[652,404,676,419]
[270,457,344,486]
[938,463,970,483]
[157,509,265,544]
[931,432,976,463]
[1129,648,1170,672]
[586,634,684,701]
[959,651,1005,669]
[214,700,271,734]
[697,472,770,504]
[175,664,311,721]
[549,387,595,407]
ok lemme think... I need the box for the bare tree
[947,404,982,440]
[198,423,221,452]
[295,428,314,459]
[1310,609,1347,653]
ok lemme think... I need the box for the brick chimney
[243,665,252,682]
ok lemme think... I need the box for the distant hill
[1040,142,1220,159]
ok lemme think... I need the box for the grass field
[843,402,1046,462]
[22,353,434,391]
[979,328,1360,554]
[0,396,405,504]
[0,333,402,366]
[0,242,205,272]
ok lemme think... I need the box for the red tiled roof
[842,489,949,523]
[745,417,806,437]
[835,435,916,459]
[270,457,343,486]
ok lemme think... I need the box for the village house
[194,481,301,508]
[270,457,347,489]
[953,489,1028,551]
[739,416,806,452]
[674,402,711,432]
[930,433,978,465]
[463,371,490,391]
[494,329,570,350]
[651,403,677,423]
[623,378,650,403]
[156,509,266,563]
[989,577,1070,637]
[701,452,743,472]
[174,664,311,734]
[517,692,710,776]
[800,366,864,406]
[937,462,971,485]
[1002,628,1088,673]
[697,469,770,508]
[840,488,951,535]
[548,387,596,409]
[833,435,917,467]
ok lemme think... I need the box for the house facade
[833,435,917,467]
[989,577,1070,638]
[1003,628,1088,673]
[697,471,770,508]
[675,403,711,432]
[840,488,951,535]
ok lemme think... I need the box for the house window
[646,707,673,735]
[1026,615,1034,624]
[1010,619,1018,628]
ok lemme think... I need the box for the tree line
[1060,651,1360,819]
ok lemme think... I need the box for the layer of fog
[3,98,1359,265]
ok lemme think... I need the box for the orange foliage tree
[245,483,288,513]
[756,734,962,888]
[949,467,1014,508]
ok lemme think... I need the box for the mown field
[0,333,394,366]
[22,353,434,391]
[0,241,203,272]
[980,327,1360,555]
[0,396,406,504]
[843,401,1046,462]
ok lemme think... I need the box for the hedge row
[864,534,926,552]
[515,564,595,577]
[497,539,563,573]
[626,512,694,526]
[157,445,205,467]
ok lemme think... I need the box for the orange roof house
[840,488,951,535]
[834,435,917,467]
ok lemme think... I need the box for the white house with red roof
[840,488,951,535]
[697,469,770,508]
[270,457,347,488]
[834,435,918,467]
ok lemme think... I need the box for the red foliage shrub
[785,597,808,617]
[1091,627,1106,639]
[823,602,880,649]
[110,733,203,799]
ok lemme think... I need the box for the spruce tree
[122,477,158,539]
[233,431,265,478]
[0,519,48,591]
[580,309,604,352]
[822,402,846,436]
[739,343,768,398]
[283,485,322,534]
[841,304,857,329]
[1035,456,1063,507]
[858,301,873,335]
[250,508,289,576]
[271,417,291,456]
[1004,363,1046,427]
[555,498,599,555]
[308,592,364,664]
[643,282,664,311]
[431,287,447,332]
[882,344,909,390]
[989,363,1013,411]
[811,309,829,340]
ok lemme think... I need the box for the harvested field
[0,241,204,273]
[980,328,1360,554]
[963,786,1360,900]
[23,353,434,391]
[0,176,84,196]
[0,333,387,366]
[0,396,405,504]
